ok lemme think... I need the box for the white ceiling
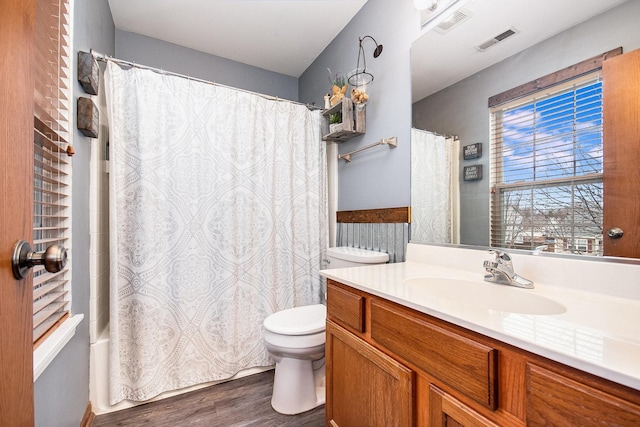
[107,0,628,93]
[107,0,368,78]
[411,0,629,101]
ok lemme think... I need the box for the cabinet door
[526,363,640,426]
[326,321,414,427]
[429,385,499,427]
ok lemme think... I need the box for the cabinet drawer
[370,299,498,409]
[526,363,640,426]
[327,281,365,333]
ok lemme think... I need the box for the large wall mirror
[411,0,640,259]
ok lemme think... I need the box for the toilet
[262,246,389,415]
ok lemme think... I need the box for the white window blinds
[33,0,72,345]
[490,73,603,255]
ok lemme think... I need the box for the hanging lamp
[347,35,383,105]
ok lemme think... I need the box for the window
[490,72,603,256]
[33,0,72,345]
[575,239,589,252]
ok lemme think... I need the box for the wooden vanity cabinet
[325,279,640,427]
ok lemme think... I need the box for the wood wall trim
[336,207,411,224]
[79,403,94,427]
[488,47,622,108]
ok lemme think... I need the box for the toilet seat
[263,304,326,335]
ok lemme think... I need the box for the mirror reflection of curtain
[411,128,460,244]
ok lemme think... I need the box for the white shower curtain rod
[90,50,322,110]
[413,127,459,140]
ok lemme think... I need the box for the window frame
[32,0,83,381]
[489,71,605,255]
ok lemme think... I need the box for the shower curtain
[105,62,327,404]
[411,128,460,244]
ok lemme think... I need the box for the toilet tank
[324,246,389,269]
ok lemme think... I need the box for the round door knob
[12,240,68,280]
[607,227,624,239]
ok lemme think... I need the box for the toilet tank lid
[326,247,389,264]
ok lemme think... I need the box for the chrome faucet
[483,250,534,289]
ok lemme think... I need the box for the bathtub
[89,325,274,415]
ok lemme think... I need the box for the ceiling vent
[429,8,472,34]
[476,27,519,51]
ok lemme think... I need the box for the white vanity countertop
[320,246,640,391]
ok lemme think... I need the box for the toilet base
[271,357,325,415]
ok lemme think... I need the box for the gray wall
[412,0,640,246]
[33,1,115,426]
[299,0,422,211]
[115,30,299,101]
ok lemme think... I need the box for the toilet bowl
[262,247,389,415]
[263,304,326,415]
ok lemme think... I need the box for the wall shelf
[322,98,366,143]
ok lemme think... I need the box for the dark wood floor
[92,370,325,426]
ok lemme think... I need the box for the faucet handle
[483,260,498,269]
[488,249,511,262]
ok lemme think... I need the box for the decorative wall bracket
[78,51,99,95]
[77,97,99,138]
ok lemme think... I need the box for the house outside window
[490,72,603,256]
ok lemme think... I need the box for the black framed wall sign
[463,165,483,181]
[463,143,482,160]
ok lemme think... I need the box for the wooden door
[0,0,36,425]
[526,364,640,426]
[429,385,499,427]
[326,321,414,427]
[603,48,640,258]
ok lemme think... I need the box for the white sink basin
[404,277,566,315]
